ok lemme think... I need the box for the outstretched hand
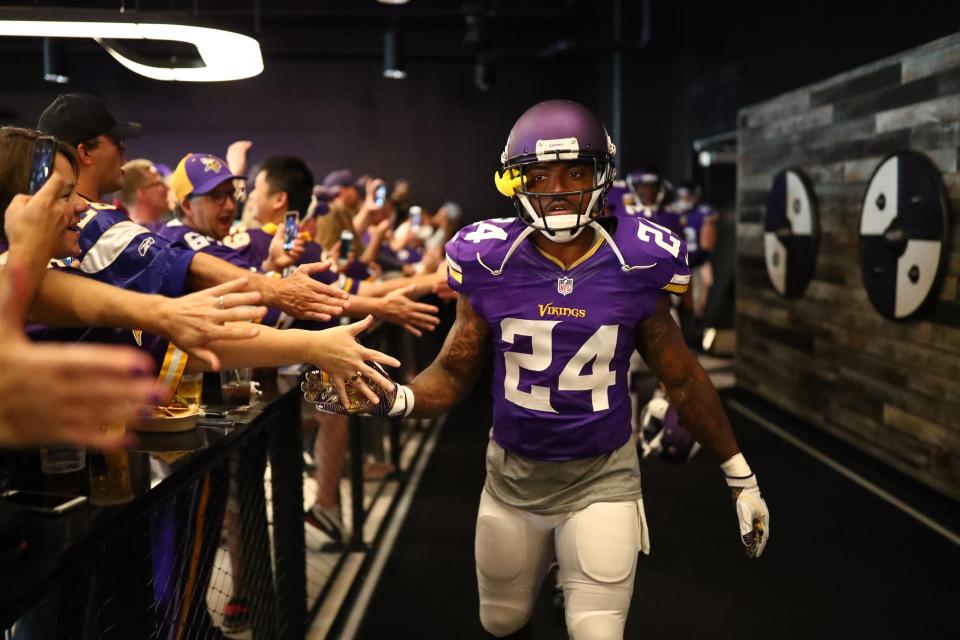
[153,277,266,370]
[0,262,161,449]
[307,315,401,407]
[274,261,350,321]
[380,285,441,336]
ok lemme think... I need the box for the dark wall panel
[736,33,960,499]
[1,47,599,222]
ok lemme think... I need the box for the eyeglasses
[102,134,126,153]
[198,188,245,206]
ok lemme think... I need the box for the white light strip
[0,20,263,82]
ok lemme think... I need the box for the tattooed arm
[407,293,490,417]
[636,296,739,462]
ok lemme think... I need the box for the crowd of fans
[0,92,463,637]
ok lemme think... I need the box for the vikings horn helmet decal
[496,100,617,243]
[859,151,951,320]
[763,169,819,299]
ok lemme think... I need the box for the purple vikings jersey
[155,219,256,269]
[445,216,689,461]
[72,201,196,297]
[224,225,361,330]
[659,203,717,268]
[605,180,663,223]
[224,225,361,293]
[0,203,193,397]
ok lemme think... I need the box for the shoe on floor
[221,597,251,635]
[305,504,343,543]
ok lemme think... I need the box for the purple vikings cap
[170,153,244,203]
[323,169,356,190]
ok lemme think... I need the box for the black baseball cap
[37,93,142,146]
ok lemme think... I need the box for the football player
[304,100,770,639]
[606,165,669,224]
[661,181,719,344]
[661,181,717,271]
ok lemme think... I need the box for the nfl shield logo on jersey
[557,276,574,296]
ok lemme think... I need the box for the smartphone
[409,205,422,229]
[340,230,354,258]
[28,136,57,194]
[2,490,87,514]
[374,184,387,208]
[283,210,299,251]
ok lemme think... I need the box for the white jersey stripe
[78,220,152,274]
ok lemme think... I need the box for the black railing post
[348,414,367,550]
[267,392,306,639]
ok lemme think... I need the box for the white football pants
[475,488,649,639]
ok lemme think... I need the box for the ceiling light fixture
[43,37,69,84]
[383,29,406,79]
[0,8,263,82]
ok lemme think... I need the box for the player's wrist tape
[721,452,754,487]
[389,384,414,417]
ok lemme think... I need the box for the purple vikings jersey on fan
[445,216,689,461]
[155,219,256,269]
[223,225,358,294]
[225,225,360,330]
[73,201,196,296]
[0,200,196,394]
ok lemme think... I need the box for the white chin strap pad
[517,201,588,244]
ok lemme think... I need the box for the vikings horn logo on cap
[171,153,245,204]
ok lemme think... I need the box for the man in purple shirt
[305,100,770,639]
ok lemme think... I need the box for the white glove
[721,453,769,558]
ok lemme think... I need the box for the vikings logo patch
[200,157,223,173]
[557,275,574,296]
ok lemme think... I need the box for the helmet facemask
[509,156,615,244]
[497,100,618,242]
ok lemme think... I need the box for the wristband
[721,452,752,479]
[389,384,415,417]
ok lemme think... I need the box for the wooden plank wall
[736,33,960,499]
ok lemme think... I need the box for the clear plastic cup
[40,446,86,474]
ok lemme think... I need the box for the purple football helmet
[626,165,669,207]
[498,100,616,243]
[639,395,701,463]
[670,180,701,213]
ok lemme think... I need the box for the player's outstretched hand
[301,362,398,416]
[274,261,350,321]
[725,473,770,558]
[154,277,266,370]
